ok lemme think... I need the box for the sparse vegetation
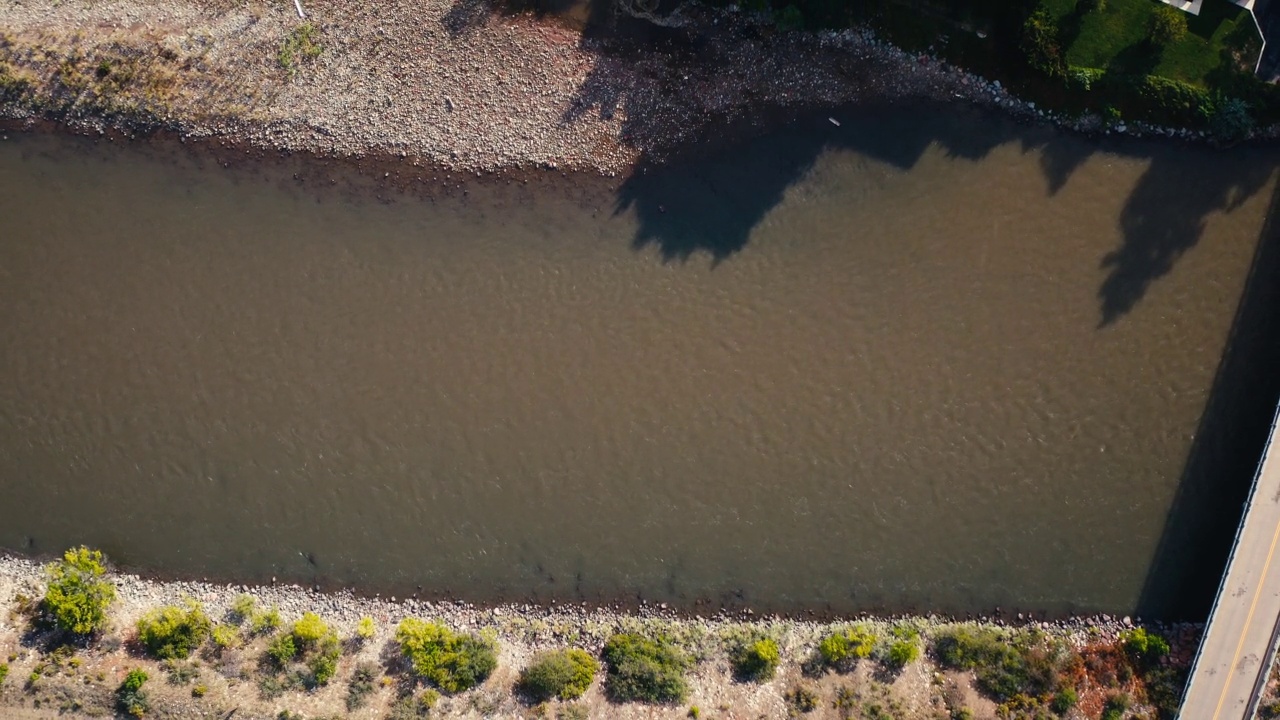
[346,661,378,710]
[932,627,1062,703]
[786,684,819,713]
[278,22,322,75]
[136,601,212,660]
[229,594,256,625]
[395,618,498,694]
[601,632,689,704]
[162,658,200,685]
[249,606,282,636]
[40,546,115,638]
[386,690,440,719]
[519,648,598,702]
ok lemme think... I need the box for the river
[2,104,1278,618]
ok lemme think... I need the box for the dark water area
[2,104,1279,619]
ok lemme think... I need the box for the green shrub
[1101,692,1130,720]
[776,4,804,31]
[267,633,298,667]
[818,626,876,668]
[1145,665,1189,718]
[1212,98,1254,142]
[250,606,282,635]
[1149,5,1188,46]
[346,661,378,711]
[1120,627,1170,666]
[307,641,340,687]
[191,683,207,697]
[395,618,498,694]
[519,648,598,702]
[136,601,212,660]
[116,669,150,718]
[41,546,115,637]
[732,638,780,682]
[886,638,920,668]
[211,624,240,650]
[602,632,689,704]
[355,616,376,640]
[1022,9,1066,78]
[1052,686,1078,713]
[0,662,7,687]
[260,613,341,688]
[291,612,330,648]
[884,626,920,669]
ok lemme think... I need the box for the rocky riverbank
[1,0,1229,179]
[0,552,1199,719]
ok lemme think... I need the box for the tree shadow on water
[1098,154,1274,327]
[613,103,1013,264]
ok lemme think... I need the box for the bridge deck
[1180,404,1280,720]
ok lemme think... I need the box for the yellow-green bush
[817,626,876,668]
[41,547,115,637]
[136,601,212,660]
[519,648,598,701]
[395,618,498,694]
[732,638,780,682]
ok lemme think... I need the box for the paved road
[1180,408,1280,720]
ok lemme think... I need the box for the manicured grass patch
[1040,0,1259,86]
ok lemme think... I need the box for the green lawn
[1039,0,1260,87]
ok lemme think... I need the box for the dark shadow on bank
[1134,174,1280,621]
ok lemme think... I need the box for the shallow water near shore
[3,104,1279,619]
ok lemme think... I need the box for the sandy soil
[0,0,1034,175]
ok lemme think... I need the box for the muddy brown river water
[2,105,1279,618]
